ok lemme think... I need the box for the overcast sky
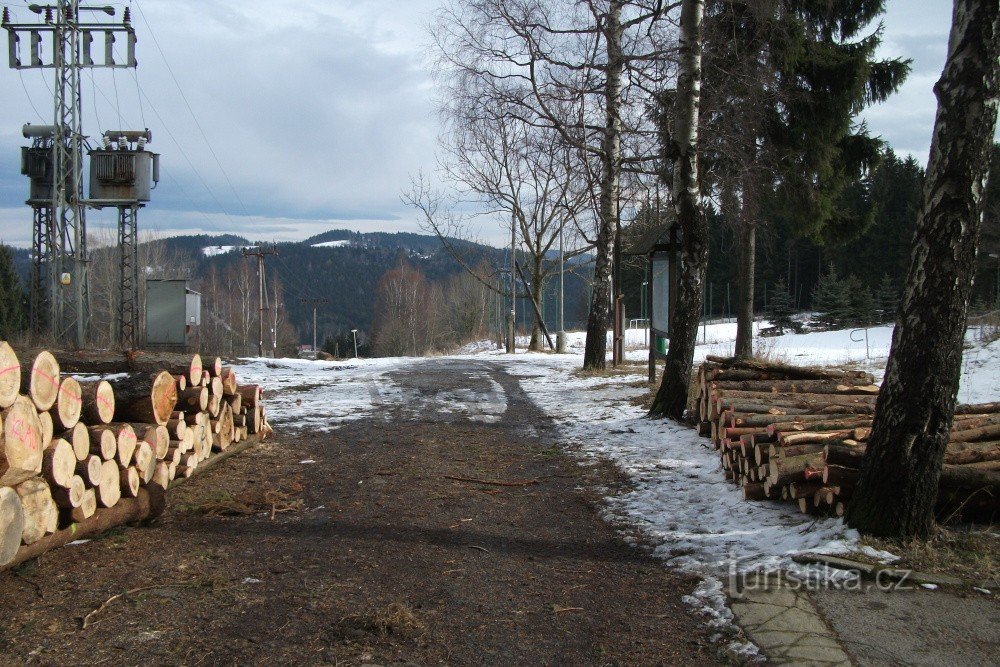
[0,0,955,249]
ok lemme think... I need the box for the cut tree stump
[0,396,44,486]
[21,351,60,411]
[0,342,20,409]
[0,487,26,565]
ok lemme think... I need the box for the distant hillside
[155,230,592,346]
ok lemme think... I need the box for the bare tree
[845,0,1000,538]
[407,88,593,350]
[431,0,677,368]
[649,0,704,419]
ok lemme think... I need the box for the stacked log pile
[0,343,272,569]
[695,355,1000,519]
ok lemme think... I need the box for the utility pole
[242,245,278,357]
[300,298,328,358]
[4,3,138,347]
[557,215,566,352]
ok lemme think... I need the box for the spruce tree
[766,278,798,334]
[0,245,26,340]
[875,274,899,324]
[846,277,876,327]
[811,264,849,329]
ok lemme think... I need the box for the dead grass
[861,526,1000,584]
[175,478,305,517]
[335,603,426,639]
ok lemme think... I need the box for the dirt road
[0,359,717,665]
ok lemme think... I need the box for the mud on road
[0,359,717,665]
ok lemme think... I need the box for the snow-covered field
[239,324,998,654]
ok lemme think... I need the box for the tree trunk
[583,1,623,370]
[529,256,544,351]
[734,220,756,359]
[649,0,705,419]
[845,0,1000,538]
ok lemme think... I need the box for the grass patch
[860,527,1000,585]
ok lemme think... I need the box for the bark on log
[220,367,238,395]
[50,375,82,431]
[110,371,178,426]
[238,385,262,407]
[77,455,103,487]
[703,356,874,382]
[37,411,53,453]
[109,424,138,467]
[67,488,96,522]
[948,423,1000,443]
[3,485,165,572]
[0,342,20,409]
[710,380,879,394]
[20,351,60,411]
[0,487,25,565]
[87,426,118,461]
[51,475,85,509]
[0,396,44,486]
[119,466,140,498]
[177,387,208,412]
[78,379,115,425]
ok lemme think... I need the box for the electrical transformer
[88,129,159,204]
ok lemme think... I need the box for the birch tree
[845,0,1000,538]
[648,0,704,419]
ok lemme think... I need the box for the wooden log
[201,370,211,388]
[206,376,223,398]
[173,374,187,391]
[823,441,865,468]
[948,423,1000,444]
[61,421,90,461]
[743,482,766,501]
[220,367,238,395]
[4,485,165,572]
[228,394,242,415]
[37,411,53,452]
[77,455,103,487]
[238,385,262,408]
[67,488,96,522]
[770,442,826,460]
[814,487,837,506]
[778,430,856,447]
[14,478,58,544]
[177,387,208,412]
[42,438,76,488]
[710,379,880,395]
[49,375,82,431]
[955,402,1000,415]
[151,461,170,489]
[51,475,85,509]
[946,440,1000,465]
[938,465,1000,494]
[0,396,44,486]
[133,442,154,482]
[715,390,879,408]
[789,481,824,500]
[119,466,140,498]
[0,487,26,565]
[769,452,824,486]
[208,393,221,418]
[0,342,20,409]
[702,356,874,382]
[766,417,873,434]
[78,379,115,425]
[823,465,858,490]
[20,350,60,411]
[96,460,121,508]
[110,371,178,426]
[87,426,118,460]
[108,423,138,467]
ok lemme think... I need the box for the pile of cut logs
[695,355,1000,519]
[0,342,270,568]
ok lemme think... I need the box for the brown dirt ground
[0,359,719,666]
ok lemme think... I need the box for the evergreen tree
[845,276,876,326]
[875,274,899,323]
[766,278,799,334]
[811,264,850,329]
[0,245,26,340]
